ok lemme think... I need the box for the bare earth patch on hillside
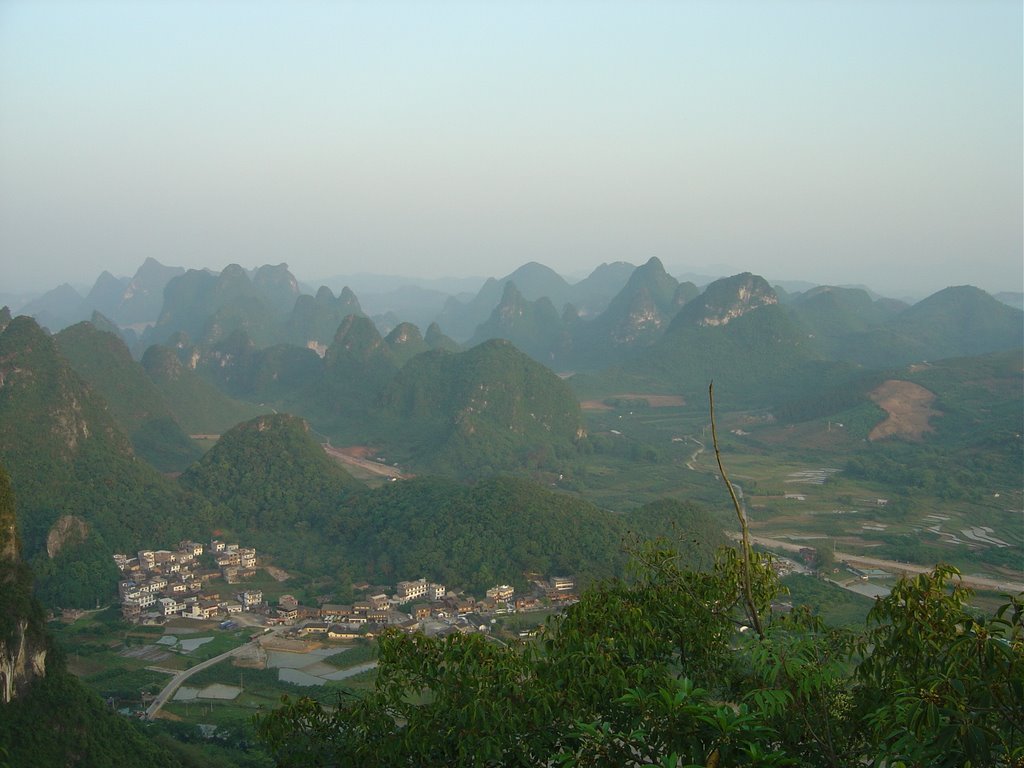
[265,566,291,582]
[580,394,686,410]
[323,444,409,479]
[868,380,940,441]
[334,445,372,457]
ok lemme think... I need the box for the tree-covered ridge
[143,263,301,350]
[378,339,585,475]
[383,321,431,366]
[285,285,364,348]
[259,549,1024,767]
[177,411,720,596]
[169,322,582,476]
[55,321,201,471]
[326,477,723,594]
[180,413,363,535]
[0,466,47,694]
[573,256,692,355]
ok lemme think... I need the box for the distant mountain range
[3,255,1021,476]
[3,255,1020,425]
[11,257,1023,365]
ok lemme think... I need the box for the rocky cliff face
[670,272,778,330]
[0,618,47,704]
[0,467,47,704]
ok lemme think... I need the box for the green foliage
[377,339,585,475]
[625,304,842,408]
[55,322,201,471]
[0,467,184,767]
[780,574,873,629]
[469,282,568,362]
[335,479,724,595]
[31,535,120,608]
[180,413,362,535]
[0,468,47,654]
[0,665,183,768]
[855,566,1024,767]
[0,318,214,607]
[257,552,1024,767]
[182,413,723,597]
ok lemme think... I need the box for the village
[114,537,579,641]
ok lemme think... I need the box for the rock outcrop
[0,467,47,704]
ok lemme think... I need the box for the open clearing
[322,444,409,479]
[868,380,940,441]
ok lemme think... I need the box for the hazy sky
[1,1,1021,296]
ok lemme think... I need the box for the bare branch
[709,380,764,639]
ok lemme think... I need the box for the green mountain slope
[790,285,904,359]
[569,261,637,316]
[424,321,461,352]
[378,339,585,475]
[140,344,267,435]
[325,476,726,594]
[435,262,574,342]
[468,282,568,363]
[145,263,302,348]
[285,285,363,348]
[0,467,183,767]
[890,285,1023,360]
[384,322,431,366]
[789,284,1023,368]
[180,414,363,540]
[55,322,201,471]
[178,411,366,575]
[114,257,186,325]
[568,257,694,365]
[573,273,839,406]
[316,314,399,426]
[0,316,209,607]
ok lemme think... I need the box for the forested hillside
[0,467,184,768]
[55,322,201,471]
[258,549,1024,767]
[377,339,585,475]
[180,413,363,563]
[0,317,211,608]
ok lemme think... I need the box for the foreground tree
[256,549,1022,767]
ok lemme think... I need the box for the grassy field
[573,396,1022,589]
[51,609,257,707]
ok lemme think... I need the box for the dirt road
[735,533,1024,594]
[145,630,276,720]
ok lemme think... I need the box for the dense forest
[258,547,1024,767]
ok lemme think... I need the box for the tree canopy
[257,546,1023,767]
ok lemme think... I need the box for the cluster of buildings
[114,534,580,639]
[281,575,578,641]
[114,538,262,622]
